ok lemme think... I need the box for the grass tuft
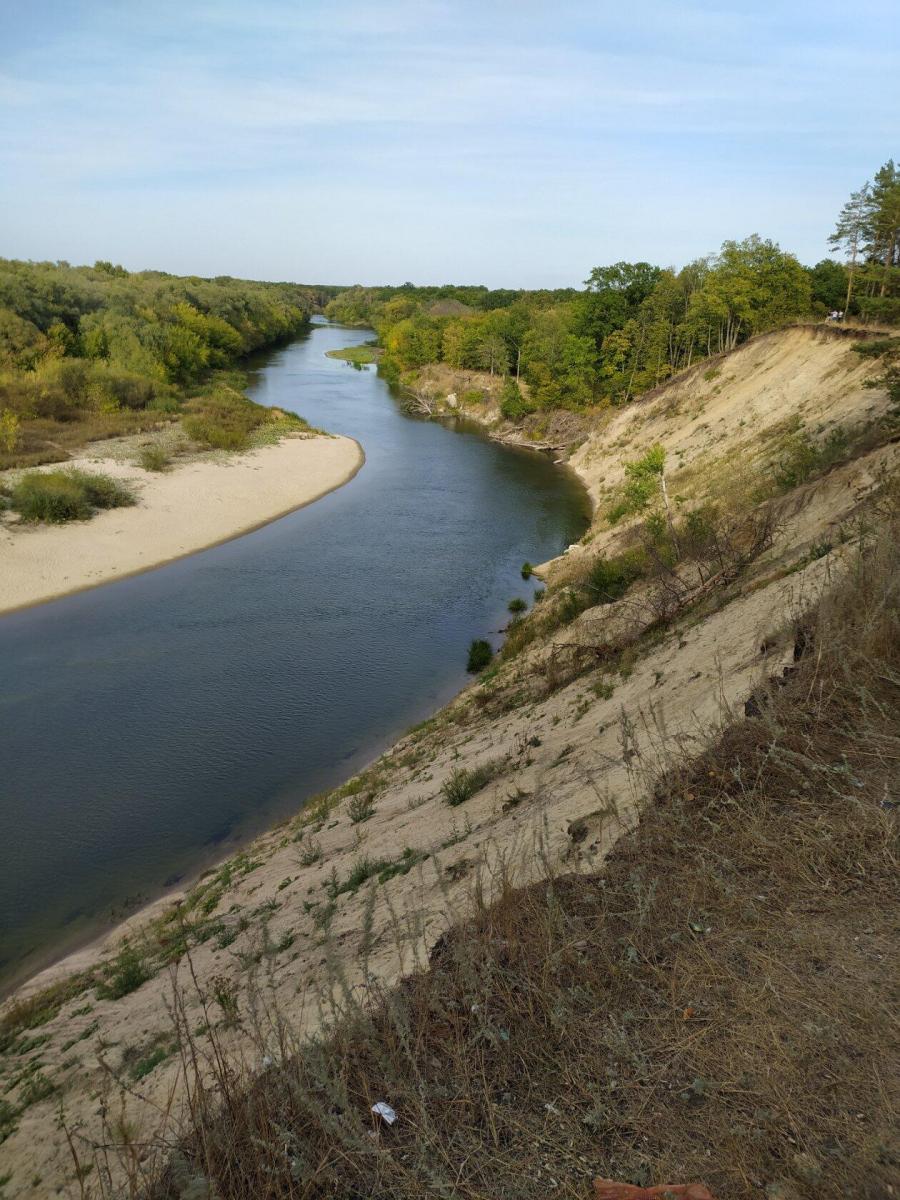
[441,758,505,806]
[10,468,135,523]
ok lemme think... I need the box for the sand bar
[0,433,364,615]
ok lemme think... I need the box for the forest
[326,158,900,418]
[0,261,326,467]
[2,158,897,463]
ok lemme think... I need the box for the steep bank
[0,433,364,614]
[0,324,895,1198]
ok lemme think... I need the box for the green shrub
[508,597,528,614]
[137,445,171,471]
[348,794,376,824]
[608,445,667,523]
[584,548,647,604]
[376,847,428,883]
[78,471,136,510]
[18,1072,54,1109]
[10,469,135,523]
[298,836,323,867]
[521,561,533,579]
[0,1098,17,1145]
[467,639,493,673]
[95,943,151,1000]
[441,759,504,807]
[11,472,90,522]
[182,386,273,451]
[0,409,20,453]
[130,1044,171,1081]
[851,337,899,358]
[182,414,249,450]
[499,378,533,422]
[774,428,848,491]
[329,856,391,898]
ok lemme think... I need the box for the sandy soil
[0,433,364,614]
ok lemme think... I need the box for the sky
[1,0,897,288]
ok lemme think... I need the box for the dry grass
[0,410,177,470]
[77,499,899,1200]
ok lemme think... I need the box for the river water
[0,321,589,989]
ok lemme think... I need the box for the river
[0,321,589,990]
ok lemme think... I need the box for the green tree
[576,261,662,354]
[867,160,900,294]
[688,236,811,352]
[809,259,850,313]
[829,183,871,312]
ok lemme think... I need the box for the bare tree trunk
[845,235,858,313]
[660,470,679,556]
[882,232,897,296]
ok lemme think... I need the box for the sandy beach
[0,433,364,615]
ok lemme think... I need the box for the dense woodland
[1,158,897,464]
[0,261,327,466]
[327,158,900,418]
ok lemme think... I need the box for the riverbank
[0,432,364,614]
[0,325,894,1198]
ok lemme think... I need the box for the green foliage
[182,387,271,450]
[466,639,493,673]
[325,343,378,365]
[576,261,662,350]
[521,561,533,579]
[441,759,504,806]
[327,856,390,898]
[585,549,648,603]
[0,258,316,466]
[347,794,376,824]
[608,445,666,522]
[774,428,849,491]
[95,942,151,1000]
[508,597,528,614]
[685,236,812,353]
[0,1098,17,1145]
[0,408,20,452]
[499,377,532,422]
[130,1044,172,1081]
[830,161,900,323]
[852,337,899,358]
[298,836,323,867]
[856,337,900,412]
[323,848,429,899]
[10,469,135,523]
[137,444,171,471]
[18,1072,55,1109]
[808,258,849,312]
[376,846,428,884]
[324,230,816,420]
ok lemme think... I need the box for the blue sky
[1,0,897,287]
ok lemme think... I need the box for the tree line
[325,157,898,418]
[0,259,319,387]
[0,260,321,463]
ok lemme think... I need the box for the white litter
[371,1101,398,1125]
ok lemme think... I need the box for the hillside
[0,325,896,1198]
